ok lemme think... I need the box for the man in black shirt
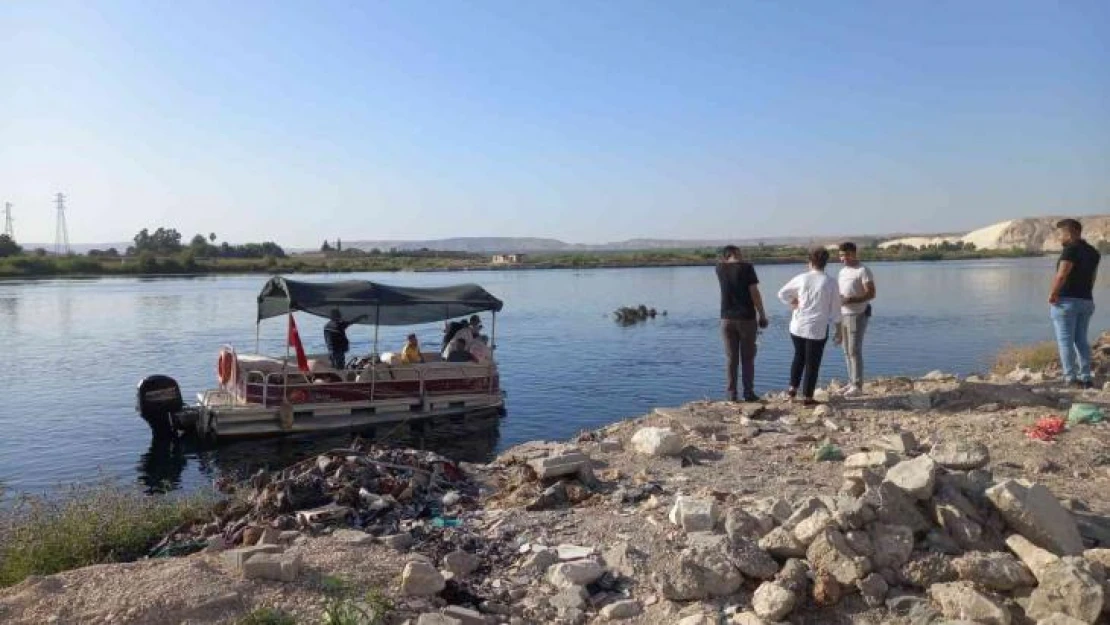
[324,309,367,369]
[1049,218,1101,388]
[716,245,769,402]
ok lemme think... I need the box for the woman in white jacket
[777,248,842,405]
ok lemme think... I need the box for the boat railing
[239,360,498,406]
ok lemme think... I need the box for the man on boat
[324,309,365,369]
[835,242,876,396]
[1049,218,1101,389]
[716,245,769,402]
[446,337,476,362]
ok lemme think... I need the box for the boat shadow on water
[136,410,504,494]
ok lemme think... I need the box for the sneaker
[742,392,760,403]
[1068,380,1085,389]
[842,385,861,397]
[1082,379,1095,390]
[802,398,821,407]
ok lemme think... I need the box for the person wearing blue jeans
[1048,219,1101,388]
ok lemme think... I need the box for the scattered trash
[813,443,844,462]
[431,517,462,528]
[1068,403,1105,425]
[1024,416,1067,441]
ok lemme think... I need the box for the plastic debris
[814,443,844,462]
[1024,416,1067,441]
[1068,403,1105,425]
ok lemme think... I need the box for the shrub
[992,341,1059,374]
[0,481,217,587]
[237,608,297,625]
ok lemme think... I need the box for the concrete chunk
[630,427,684,456]
[669,496,720,532]
[220,544,283,573]
[885,455,938,500]
[527,451,591,480]
[241,552,300,582]
[986,480,1085,555]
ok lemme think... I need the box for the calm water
[1,257,1105,495]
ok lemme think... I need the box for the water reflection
[136,412,504,493]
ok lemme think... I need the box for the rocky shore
[5,351,1110,624]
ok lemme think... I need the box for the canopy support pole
[283,311,290,402]
[489,312,497,395]
[255,323,260,354]
[373,306,380,356]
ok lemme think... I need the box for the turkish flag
[287,315,310,372]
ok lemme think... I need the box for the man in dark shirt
[324,309,366,369]
[1049,218,1101,388]
[716,245,769,402]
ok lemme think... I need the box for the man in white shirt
[836,242,876,396]
[777,248,842,405]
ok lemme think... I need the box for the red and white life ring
[217,349,237,386]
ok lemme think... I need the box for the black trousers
[790,332,828,399]
[721,319,758,399]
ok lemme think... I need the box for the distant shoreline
[0,249,1046,280]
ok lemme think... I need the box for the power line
[3,202,12,239]
[54,193,70,255]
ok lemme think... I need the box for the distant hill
[340,235,885,254]
[880,215,1110,251]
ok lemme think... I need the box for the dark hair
[469,315,481,325]
[407,333,417,340]
[721,245,741,259]
[1056,218,1082,234]
[454,337,466,347]
[808,247,830,270]
[838,242,857,253]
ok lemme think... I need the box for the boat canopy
[257,277,504,326]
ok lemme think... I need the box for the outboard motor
[136,375,190,438]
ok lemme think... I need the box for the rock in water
[929,441,990,470]
[630,427,684,457]
[986,480,1085,555]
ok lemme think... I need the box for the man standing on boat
[835,242,876,396]
[716,245,769,402]
[324,309,366,369]
[1049,218,1101,388]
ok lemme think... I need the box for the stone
[241,552,300,582]
[908,392,935,411]
[862,480,932,533]
[669,496,720,532]
[380,533,414,551]
[870,524,915,569]
[522,548,560,575]
[844,530,874,557]
[599,599,641,620]
[813,404,833,419]
[752,581,797,621]
[952,552,1036,591]
[675,615,715,625]
[444,550,481,577]
[845,451,899,469]
[811,570,843,607]
[550,586,587,612]
[630,427,684,457]
[295,503,351,525]
[653,546,742,600]
[782,497,828,529]
[759,527,807,559]
[886,593,932,616]
[1035,614,1090,625]
[417,614,461,625]
[857,573,889,607]
[333,529,374,545]
[257,527,282,545]
[599,438,622,453]
[726,508,768,542]
[934,483,993,552]
[731,612,775,625]
[929,441,990,470]
[776,558,809,595]
[885,455,938,500]
[874,431,918,454]
[729,537,780,579]
[1026,558,1104,623]
[986,480,1085,556]
[752,497,794,524]
[401,561,446,596]
[442,491,461,507]
[220,544,284,573]
[807,528,871,586]
[547,560,605,588]
[528,451,591,480]
[928,581,1011,625]
[440,606,487,625]
[556,544,595,561]
[793,508,834,546]
[902,553,959,589]
[602,542,646,578]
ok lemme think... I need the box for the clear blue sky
[1,1,1107,247]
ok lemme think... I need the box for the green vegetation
[237,608,298,625]
[0,481,216,587]
[992,341,1060,374]
[319,576,392,625]
[0,226,1043,279]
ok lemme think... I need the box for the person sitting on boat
[441,315,482,359]
[469,334,492,363]
[400,333,425,364]
[324,309,366,369]
[446,337,477,363]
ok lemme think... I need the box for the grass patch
[237,608,298,625]
[0,481,217,588]
[993,341,1060,374]
[319,576,393,625]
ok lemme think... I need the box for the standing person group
[716,243,875,404]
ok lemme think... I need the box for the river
[0,257,1104,495]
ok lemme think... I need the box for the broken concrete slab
[986,480,1085,556]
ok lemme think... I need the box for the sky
[1,1,1108,247]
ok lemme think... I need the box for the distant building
[492,253,526,264]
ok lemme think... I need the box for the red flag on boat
[287,315,310,372]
